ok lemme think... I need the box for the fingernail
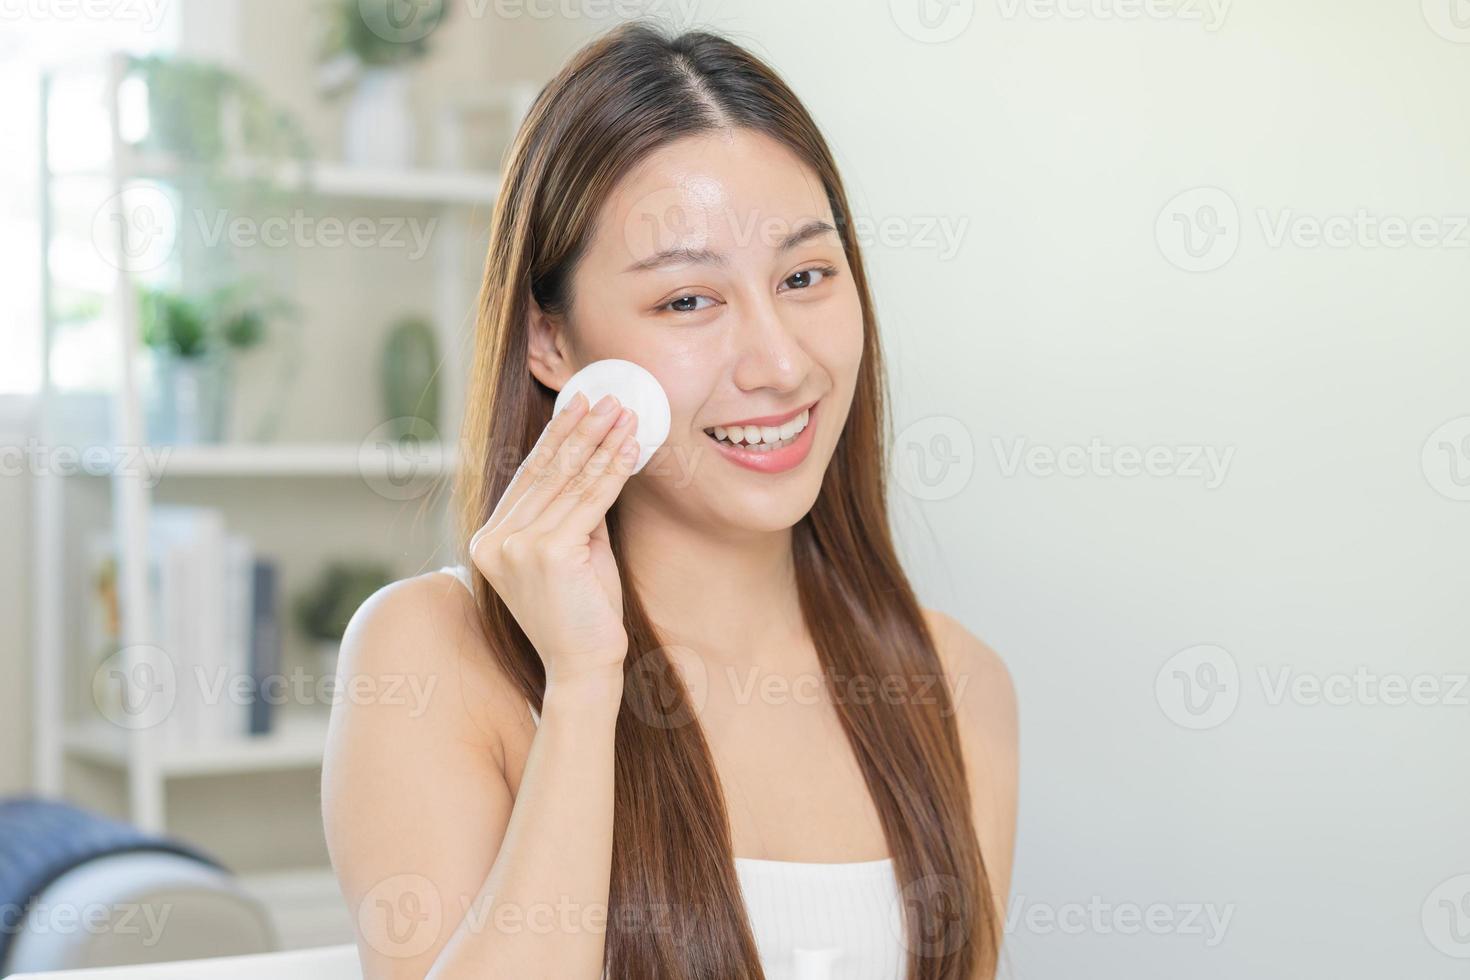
[614,408,634,427]
[592,394,617,415]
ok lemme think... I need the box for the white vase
[144,349,232,445]
[342,67,415,169]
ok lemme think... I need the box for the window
[0,8,178,397]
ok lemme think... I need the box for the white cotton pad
[553,358,671,475]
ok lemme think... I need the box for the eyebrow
[621,218,839,274]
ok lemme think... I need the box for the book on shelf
[84,505,283,750]
[249,559,280,736]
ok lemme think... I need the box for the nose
[729,293,814,394]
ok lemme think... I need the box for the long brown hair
[454,19,996,979]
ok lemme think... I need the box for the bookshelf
[31,52,504,895]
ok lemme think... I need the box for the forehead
[591,128,835,265]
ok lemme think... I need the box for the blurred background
[1,0,1467,977]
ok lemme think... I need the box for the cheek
[627,350,715,440]
[807,288,865,381]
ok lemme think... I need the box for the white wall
[688,1,1467,977]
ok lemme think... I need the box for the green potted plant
[293,561,394,678]
[317,0,451,168]
[125,54,312,174]
[139,281,286,444]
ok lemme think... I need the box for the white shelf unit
[48,157,503,207]
[32,52,505,875]
[62,711,332,778]
[74,441,460,478]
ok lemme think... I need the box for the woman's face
[547,128,865,533]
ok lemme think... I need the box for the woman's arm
[322,573,622,979]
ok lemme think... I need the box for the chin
[710,481,823,534]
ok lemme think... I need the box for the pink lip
[705,401,817,474]
[710,399,819,430]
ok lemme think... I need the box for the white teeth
[706,407,811,449]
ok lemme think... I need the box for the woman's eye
[782,265,838,291]
[664,294,716,314]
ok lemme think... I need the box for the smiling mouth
[702,401,816,453]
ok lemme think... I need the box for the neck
[614,493,805,668]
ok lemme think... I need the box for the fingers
[529,413,640,543]
[500,395,630,534]
[482,391,590,532]
[482,393,637,549]
[470,392,592,568]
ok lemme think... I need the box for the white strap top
[436,565,909,979]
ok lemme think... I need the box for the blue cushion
[0,796,226,971]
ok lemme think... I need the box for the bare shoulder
[322,569,527,976]
[921,606,1018,743]
[920,606,1019,911]
[327,568,525,763]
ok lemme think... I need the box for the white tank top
[436,565,909,979]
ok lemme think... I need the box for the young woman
[323,20,1017,980]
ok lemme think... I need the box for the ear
[525,298,577,393]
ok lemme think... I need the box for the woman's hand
[469,391,640,688]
